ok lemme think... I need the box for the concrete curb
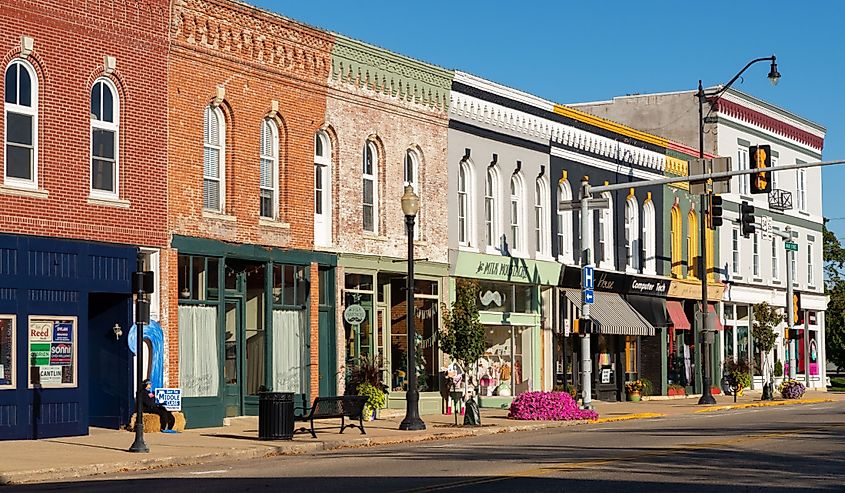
[590,413,666,424]
[695,398,833,413]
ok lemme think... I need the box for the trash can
[258,391,295,440]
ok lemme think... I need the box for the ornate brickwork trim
[172,0,332,81]
[331,35,452,110]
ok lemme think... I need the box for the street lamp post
[129,253,150,453]
[696,56,780,405]
[399,185,426,431]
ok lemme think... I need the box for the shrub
[725,359,751,392]
[625,380,644,393]
[778,379,806,399]
[640,378,654,397]
[774,360,784,378]
[508,391,598,421]
[357,382,386,418]
[346,356,388,395]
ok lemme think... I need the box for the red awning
[666,301,691,331]
[708,304,724,331]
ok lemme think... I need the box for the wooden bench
[294,395,368,438]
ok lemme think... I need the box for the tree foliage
[440,279,486,380]
[752,302,780,354]
[823,220,845,369]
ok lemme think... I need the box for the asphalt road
[8,401,845,493]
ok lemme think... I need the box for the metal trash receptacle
[258,391,295,440]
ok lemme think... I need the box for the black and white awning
[563,288,656,336]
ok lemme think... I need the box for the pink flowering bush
[508,391,598,421]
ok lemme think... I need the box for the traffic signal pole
[579,178,593,410]
[785,230,796,380]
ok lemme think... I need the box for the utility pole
[785,227,796,380]
[696,80,716,405]
[579,177,593,410]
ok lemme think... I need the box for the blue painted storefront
[0,233,136,440]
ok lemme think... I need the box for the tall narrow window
[90,78,119,196]
[737,146,749,195]
[752,233,760,278]
[314,132,332,246]
[203,106,225,211]
[808,236,815,286]
[791,247,797,285]
[4,59,38,186]
[599,193,614,269]
[485,167,499,250]
[509,174,523,254]
[771,233,780,281]
[687,210,698,278]
[404,150,420,240]
[259,119,278,219]
[732,227,740,275]
[642,200,656,274]
[670,205,682,278]
[362,142,378,232]
[797,167,807,212]
[535,177,549,256]
[557,181,573,263]
[624,196,640,272]
[770,157,778,190]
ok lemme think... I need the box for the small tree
[440,279,486,402]
[753,302,781,398]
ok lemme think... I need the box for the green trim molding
[331,34,453,110]
[171,235,337,266]
[449,250,562,286]
[337,252,448,277]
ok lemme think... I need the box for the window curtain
[273,309,306,393]
[179,305,219,397]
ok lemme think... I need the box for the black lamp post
[399,185,426,431]
[129,253,151,452]
[696,55,780,406]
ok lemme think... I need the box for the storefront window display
[389,279,440,393]
[477,281,533,314]
[0,316,14,388]
[478,325,530,397]
[28,317,77,388]
[344,274,375,364]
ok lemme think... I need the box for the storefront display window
[478,325,529,396]
[737,326,749,363]
[179,255,220,301]
[477,281,534,314]
[28,317,77,388]
[0,316,14,388]
[625,336,638,374]
[274,264,308,307]
[389,278,440,393]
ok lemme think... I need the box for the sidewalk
[1,390,840,485]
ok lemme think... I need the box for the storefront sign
[626,277,670,297]
[50,343,72,365]
[559,266,627,293]
[601,368,612,384]
[155,388,183,411]
[52,322,73,343]
[29,322,52,342]
[451,250,561,286]
[343,304,366,325]
[667,279,725,301]
[38,366,62,385]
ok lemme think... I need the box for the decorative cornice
[171,0,332,81]
[331,35,452,110]
[714,98,824,151]
[552,104,668,149]
[664,156,689,191]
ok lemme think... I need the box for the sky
[254,0,845,240]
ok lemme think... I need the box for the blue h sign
[582,265,595,289]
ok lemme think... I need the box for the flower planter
[667,388,686,397]
[627,391,641,402]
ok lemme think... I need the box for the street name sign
[785,241,798,252]
[558,198,610,211]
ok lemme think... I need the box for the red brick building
[0,0,170,439]
[166,0,336,426]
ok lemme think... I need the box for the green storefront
[173,236,336,428]
[449,250,561,408]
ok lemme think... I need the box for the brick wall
[0,0,169,248]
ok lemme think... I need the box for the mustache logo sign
[479,290,504,307]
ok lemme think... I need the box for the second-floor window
[557,181,573,263]
[4,59,38,187]
[203,106,225,211]
[457,160,472,245]
[485,167,499,249]
[362,142,378,233]
[771,234,779,281]
[797,167,807,212]
[534,177,549,256]
[808,236,815,286]
[752,232,760,278]
[509,174,523,253]
[737,146,749,195]
[90,78,119,197]
[598,193,614,269]
[259,119,278,219]
[642,200,656,274]
[624,196,639,272]
[732,227,740,276]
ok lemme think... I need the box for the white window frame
[771,233,780,282]
[752,232,760,278]
[3,59,38,189]
[534,177,550,257]
[457,159,474,246]
[770,156,778,190]
[259,119,279,219]
[737,146,749,195]
[642,200,656,274]
[791,247,798,286]
[90,78,120,198]
[314,131,332,246]
[808,236,815,287]
[509,173,524,255]
[598,193,614,269]
[485,167,500,253]
[557,180,574,264]
[404,150,420,240]
[797,167,807,212]
[624,196,640,273]
[362,141,378,233]
[732,227,741,276]
[203,106,225,212]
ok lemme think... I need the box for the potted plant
[346,355,388,419]
[668,383,686,397]
[778,379,806,399]
[724,359,751,402]
[625,380,644,401]
[357,381,386,420]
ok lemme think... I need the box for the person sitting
[141,379,177,433]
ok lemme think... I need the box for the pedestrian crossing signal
[749,145,772,194]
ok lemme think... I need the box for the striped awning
[563,288,655,336]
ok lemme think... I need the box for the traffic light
[792,292,803,325]
[708,194,724,229]
[575,318,592,334]
[740,201,755,237]
[749,145,772,194]
[785,328,798,340]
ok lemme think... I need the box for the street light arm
[704,56,777,102]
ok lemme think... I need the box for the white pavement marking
[188,470,229,475]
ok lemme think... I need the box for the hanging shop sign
[343,304,367,325]
[559,266,626,293]
[667,279,725,301]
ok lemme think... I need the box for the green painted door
[318,308,336,396]
[224,299,243,416]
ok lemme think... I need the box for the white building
[574,87,828,390]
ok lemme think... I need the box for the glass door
[224,299,243,417]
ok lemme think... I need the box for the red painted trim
[666,141,716,160]
[714,99,824,151]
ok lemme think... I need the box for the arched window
[624,195,640,272]
[362,141,378,233]
[642,200,656,274]
[535,177,549,256]
[259,119,278,219]
[557,180,574,264]
[688,209,699,279]
[670,205,682,278]
[484,167,499,250]
[90,78,119,196]
[598,192,614,269]
[4,59,38,186]
[314,131,332,246]
[457,159,473,246]
[203,105,225,211]
[509,174,524,254]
